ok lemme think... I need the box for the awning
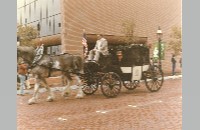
[85,34,147,45]
[33,34,61,46]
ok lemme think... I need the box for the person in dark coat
[171,54,176,76]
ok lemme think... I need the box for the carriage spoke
[101,72,121,98]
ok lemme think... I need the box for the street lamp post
[156,26,163,68]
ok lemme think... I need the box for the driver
[32,43,44,64]
[87,34,108,63]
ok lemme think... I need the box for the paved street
[17,77,182,130]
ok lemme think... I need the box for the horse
[17,46,84,105]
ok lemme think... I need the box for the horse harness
[30,54,81,77]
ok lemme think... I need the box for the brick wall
[60,0,182,74]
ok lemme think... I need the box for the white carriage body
[121,65,149,81]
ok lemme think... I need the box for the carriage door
[132,66,142,81]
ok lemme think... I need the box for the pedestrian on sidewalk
[17,60,28,95]
[171,54,176,76]
[179,57,182,68]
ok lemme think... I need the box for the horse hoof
[28,98,36,105]
[62,92,70,97]
[64,97,70,100]
[47,97,54,102]
[28,101,35,105]
[75,95,84,99]
[28,102,33,105]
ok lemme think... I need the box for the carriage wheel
[82,80,99,95]
[82,84,98,95]
[124,80,140,90]
[145,65,164,92]
[100,72,122,98]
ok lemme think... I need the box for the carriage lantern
[116,51,123,62]
[156,26,162,68]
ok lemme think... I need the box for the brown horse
[17,46,84,105]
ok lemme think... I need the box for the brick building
[17,0,182,74]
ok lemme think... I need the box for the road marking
[96,110,108,114]
[58,117,67,121]
[128,105,137,108]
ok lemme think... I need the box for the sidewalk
[17,74,182,95]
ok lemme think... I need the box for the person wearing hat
[17,60,28,95]
[87,34,108,62]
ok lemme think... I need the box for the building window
[29,4,31,21]
[53,16,55,34]
[34,1,36,14]
[40,6,42,20]
[37,22,40,31]
[46,3,48,18]
[25,18,27,23]
[47,45,61,55]
[49,20,51,31]
[58,23,61,27]
[20,9,22,24]
[47,47,51,55]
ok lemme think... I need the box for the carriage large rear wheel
[100,72,122,98]
[144,65,164,92]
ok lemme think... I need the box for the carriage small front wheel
[82,83,98,95]
[144,65,164,92]
[124,80,140,90]
[82,78,99,95]
[100,72,122,98]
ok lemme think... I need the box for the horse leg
[40,78,54,102]
[74,75,84,99]
[62,75,72,99]
[26,79,31,89]
[28,77,40,105]
[61,74,66,86]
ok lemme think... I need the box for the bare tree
[121,19,138,45]
[167,26,182,55]
[17,24,39,47]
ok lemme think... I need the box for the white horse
[17,46,84,105]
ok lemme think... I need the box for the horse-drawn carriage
[82,44,164,98]
[17,42,164,104]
